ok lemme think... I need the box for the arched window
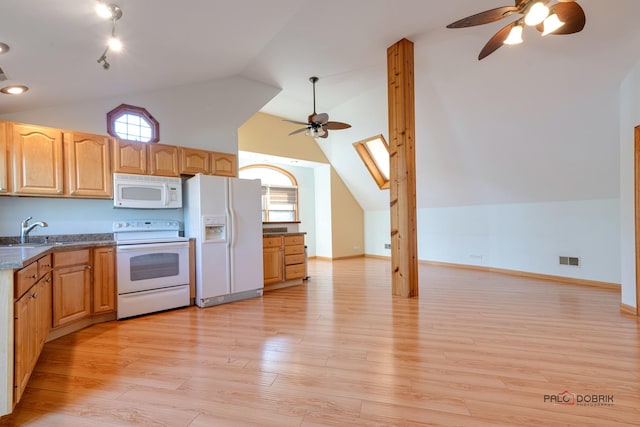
[239,165,299,222]
[107,104,160,143]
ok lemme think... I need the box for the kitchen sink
[0,243,41,248]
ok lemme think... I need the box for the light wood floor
[2,258,640,426]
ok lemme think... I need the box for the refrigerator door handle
[225,178,234,293]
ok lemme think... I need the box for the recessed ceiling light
[0,43,9,54]
[1,85,29,95]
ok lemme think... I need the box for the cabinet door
[10,123,63,195]
[13,286,38,403]
[263,247,284,285]
[0,121,7,193]
[52,265,91,327]
[148,143,179,176]
[112,139,147,174]
[64,132,113,198]
[92,247,116,314]
[179,147,210,175]
[211,152,237,177]
[37,273,52,348]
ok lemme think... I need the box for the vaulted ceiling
[1,0,639,210]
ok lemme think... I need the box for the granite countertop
[0,234,115,270]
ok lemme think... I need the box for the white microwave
[113,173,182,209]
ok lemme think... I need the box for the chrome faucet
[20,216,48,244]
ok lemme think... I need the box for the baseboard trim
[332,254,365,261]
[361,255,619,292]
[421,260,620,291]
[312,255,365,261]
[620,303,638,316]
[364,254,391,260]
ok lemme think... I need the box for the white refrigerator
[184,174,264,307]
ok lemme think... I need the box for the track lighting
[96,2,123,70]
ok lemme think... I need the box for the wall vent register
[559,256,580,267]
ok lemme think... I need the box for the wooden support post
[387,38,418,298]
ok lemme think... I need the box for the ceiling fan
[284,76,351,139]
[446,0,586,60]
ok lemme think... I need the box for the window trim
[107,103,160,143]
[353,134,390,190]
[239,164,300,223]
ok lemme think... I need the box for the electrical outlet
[384,243,391,249]
[469,254,483,260]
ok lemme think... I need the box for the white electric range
[113,220,190,319]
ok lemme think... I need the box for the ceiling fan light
[524,2,549,26]
[316,127,326,137]
[503,25,524,45]
[542,13,565,36]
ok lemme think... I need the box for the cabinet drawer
[37,254,53,276]
[285,253,305,266]
[284,245,304,255]
[263,237,283,248]
[15,261,38,298]
[285,264,305,280]
[53,249,90,267]
[284,235,304,246]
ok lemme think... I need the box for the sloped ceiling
[1,0,639,211]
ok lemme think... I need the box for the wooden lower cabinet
[284,235,305,280]
[12,245,116,410]
[263,247,284,285]
[13,273,51,403]
[263,234,305,288]
[52,250,91,328]
[92,247,116,314]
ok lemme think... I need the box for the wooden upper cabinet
[179,147,210,175]
[211,151,237,177]
[10,123,64,195]
[0,122,7,193]
[112,139,147,174]
[148,143,179,177]
[64,132,113,198]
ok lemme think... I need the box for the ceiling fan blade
[311,113,329,124]
[536,2,585,35]
[283,119,310,126]
[478,20,517,60]
[324,121,351,130]
[447,6,518,28]
[288,127,309,136]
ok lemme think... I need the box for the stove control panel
[113,220,181,232]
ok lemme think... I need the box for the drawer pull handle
[29,274,37,279]
[31,292,38,299]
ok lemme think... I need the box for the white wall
[314,165,332,258]
[365,199,621,284]
[619,61,640,308]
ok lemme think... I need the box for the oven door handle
[117,242,189,252]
